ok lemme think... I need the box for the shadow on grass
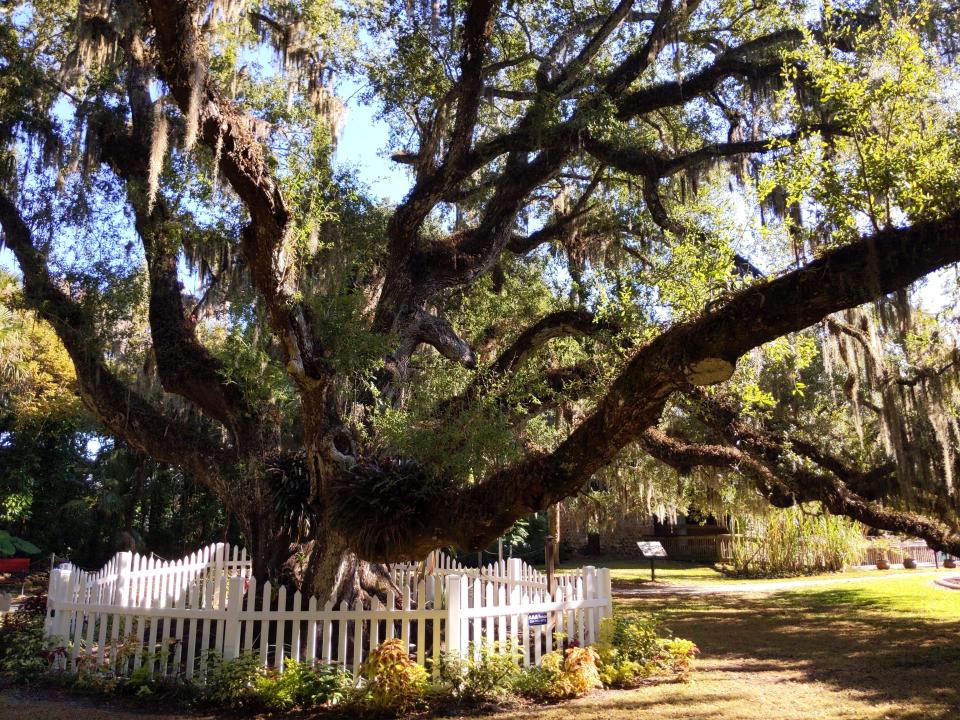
[621,584,960,719]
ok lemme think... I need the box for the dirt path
[0,687,215,720]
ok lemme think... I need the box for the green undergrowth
[0,598,697,717]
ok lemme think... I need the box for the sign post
[636,541,668,581]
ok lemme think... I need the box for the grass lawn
[557,557,951,588]
[478,574,960,720]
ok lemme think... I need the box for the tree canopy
[1,0,959,599]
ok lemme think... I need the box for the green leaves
[0,530,40,557]
[765,7,960,240]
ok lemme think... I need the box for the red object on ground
[0,558,30,573]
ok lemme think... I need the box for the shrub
[0,595,50,682]
[656,637,699,679]
[513,646,602,701]
[595,616,699,687]
[352,637,428,715]
[200,652,263,708]
[510,665,555,699]
[605,614,660,663]
[596,655,647,688]
[253,659,350,711]
[439,642,521,702]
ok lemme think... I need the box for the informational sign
[528,612,548,626]
[636,541,668,558]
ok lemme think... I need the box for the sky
[1,79,955,316]
[332,81,410,204]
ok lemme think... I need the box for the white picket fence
[392,550,577,593]
[44,543,612,680]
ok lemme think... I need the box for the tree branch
[436,310,614,418]
[140,0,330,392]
[0,190,231,485]
[95,55,265,451]
[603,0,700,97]
[356,208,960,559]
[447,0,498,163]
[617,28,803,119]
[686,391,960,557]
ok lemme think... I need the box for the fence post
[445,575,462,659]
[583,566,596,643]
[598,568,612,621]
[44,569,59,635]
[114,551,133,607]
[223,575,244,660]
[49,567,73,654]
[583,566,595,595]
[506,558,522,605]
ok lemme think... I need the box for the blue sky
[333,83,410,203]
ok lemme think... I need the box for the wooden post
[114,551,133,607]
[223,576,244,660]
[445,575,463,658]
[598,568,613,620]
[506,558,522,605]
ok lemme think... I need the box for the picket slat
[276,586,287,671]
[291,590,302,664]
[322,601,333,663]
[259,581,271,668]
[352,599,363,672]
[337,600,349,669]
[306,595,318,662]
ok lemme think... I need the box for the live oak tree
[2,0,960,602]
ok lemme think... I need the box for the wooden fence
[44,543,611,680]
[861,538,938,566]
[391,550,582,592]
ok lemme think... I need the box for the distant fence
[44,543,611,680]
[861,538,938,566]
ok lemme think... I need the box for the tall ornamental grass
[726,505,865,577]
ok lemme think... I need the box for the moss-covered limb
[435,310,616,420]
[445,1,498,165]
[602,0,703,98]
[787,436,897,501]
[138,0,332,398]
[351,209,960,560]
[685,391,960,557]
[0,189,232,486]
[93,49,268,453]
[138,0,354,513]
[616,29,804,120]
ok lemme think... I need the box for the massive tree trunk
[302,530,398,606]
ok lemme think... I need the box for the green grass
[557,558,723,584]
[557,558,951,587]
[478,571,960,720]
